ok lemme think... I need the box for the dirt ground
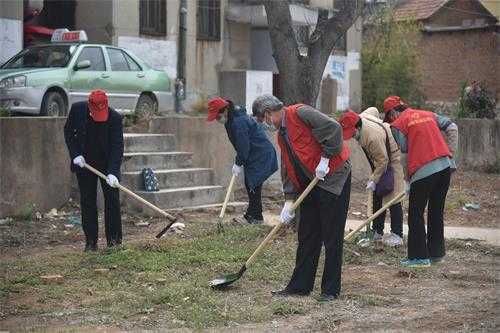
[347,170,500,228]
[1,202,499,332]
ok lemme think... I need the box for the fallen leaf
[40,274,64,283]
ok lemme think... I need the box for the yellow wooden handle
[344,191,405,241]
[83,163,176,222]
[244,177,320,268]
[219,174,237,219]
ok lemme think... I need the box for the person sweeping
[252,94,351,302]
[64,90,124,252]
[206,97,278,225]
[383,96,458,268]
[339,107,405,246]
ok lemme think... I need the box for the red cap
[206,97,229,122]
[88,90,109,122]
[339,110,360,140]
[383,96,402,113]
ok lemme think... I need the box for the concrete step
[121,168,215,190]
[124,133,176,153]
[122,152,193,172]
[123,185,225,212]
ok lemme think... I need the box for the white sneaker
[373,231,383,242]
[383,233,403,247]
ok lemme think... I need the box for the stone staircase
[121,133,224,214]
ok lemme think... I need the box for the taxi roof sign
[51,29,88,43]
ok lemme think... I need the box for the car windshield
[1,45,76,69]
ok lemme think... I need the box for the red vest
[391,108,450,177]
[277,104,350,191]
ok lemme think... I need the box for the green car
[0,29,172,116]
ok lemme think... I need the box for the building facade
[1,0,362,112]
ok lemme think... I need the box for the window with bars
[197,0,221,41]
[140,0,167,36]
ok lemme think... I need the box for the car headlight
[0,75,26,89]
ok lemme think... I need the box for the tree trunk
[263,0,363,107]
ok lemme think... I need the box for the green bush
[362,9,425,111]
[0,105,10,117]
[456,81,496,119]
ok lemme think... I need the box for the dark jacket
[64,101,124,179]
[225,106,278,190]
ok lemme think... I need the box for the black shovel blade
[155,218,178,239]
[210,266,246,289]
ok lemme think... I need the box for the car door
[105,47,145,113]
[68,46,110,105]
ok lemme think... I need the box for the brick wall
[416,28,498,102]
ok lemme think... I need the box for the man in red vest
[252,94,351,302]
[383,96,458,268]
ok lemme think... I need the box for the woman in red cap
[382,96,458,268]
[64,90,124,252]
[339,107,405,247]
[207,97,278,224]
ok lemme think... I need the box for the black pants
[408,168,451,260]
[286,173,351,297]
[244,180,263,221]
[76,169,122,247]
[372,193,403,237]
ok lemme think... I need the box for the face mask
[217,115,227,124]
[264,112,278,132]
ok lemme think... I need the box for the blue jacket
[225,106,278,190]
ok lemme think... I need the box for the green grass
[2,221,494,330]
[0,223,301,329]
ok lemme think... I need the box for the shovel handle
[344,191,405,241]
[244,177,320,268]
[219,174,237,219]
[83,163,176,222]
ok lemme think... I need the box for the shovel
[82,163,178,237]
[344,191,405,242]
[217,173,237,233]
[210,177,320,289]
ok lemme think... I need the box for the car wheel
[135,94,157,118]
[41,91,67,117]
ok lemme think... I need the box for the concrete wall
[147,116,371,195]
[1,116,496,218]
[0,118,72,218]
[455,118,500,169]
[0,0,23,65]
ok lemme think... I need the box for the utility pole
[175,0,187,113]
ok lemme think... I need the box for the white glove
[232,164,242,175]
[280,201,295,225]
[106,174,119,188]
[366,180,376,191]
[73,155,85,168]
[315,157,330,180]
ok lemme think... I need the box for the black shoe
[107,239,122,248]
[430,256,445,264]
[317,293,337,302]
[271,288,309,297]
[247,217,264,225]
[84,243,97,252]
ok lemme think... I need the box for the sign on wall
[323,51,360,111]
[118,36,177,80]
[0,18,23,65]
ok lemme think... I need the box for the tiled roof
[393,0,450,21]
